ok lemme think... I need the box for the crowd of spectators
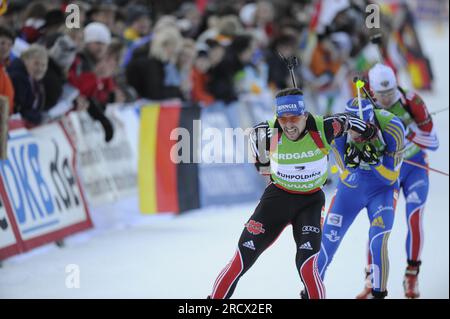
[0,0,433,141]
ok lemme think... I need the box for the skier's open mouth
[285,127,298,138]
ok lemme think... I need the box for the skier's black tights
[210,183,326,299]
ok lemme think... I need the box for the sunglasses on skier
[374,88,397,105]
[277,115,304,125]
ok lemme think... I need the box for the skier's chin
[284,128,299,141]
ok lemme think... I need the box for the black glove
[360,122,378,141]
[344,143,360,169]
[336,113,378,141]
[250,122,272,167]
[360,142,380,165]
[87,100,114,143]
[98,114,114,142]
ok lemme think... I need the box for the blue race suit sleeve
[370,117,405,185]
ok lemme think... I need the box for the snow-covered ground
[0,23,448,299]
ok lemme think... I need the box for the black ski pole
[278,52,300,88]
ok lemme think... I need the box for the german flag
[392,5,434,91]
[138,102,200,214]
[406,54,433,91]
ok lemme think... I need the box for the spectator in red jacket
[68,22,117,142]
[68,22,111,97]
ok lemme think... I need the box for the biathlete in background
[355,63,439,299]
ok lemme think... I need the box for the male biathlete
[208,87,378,299]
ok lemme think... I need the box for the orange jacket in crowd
[309,43,342,78]
[0,62,14,114]
[191,67,215,106]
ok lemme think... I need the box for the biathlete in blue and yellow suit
[317,98,405,299]
[354,64,440,299]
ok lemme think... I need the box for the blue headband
[276,95,305,117]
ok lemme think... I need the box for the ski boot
[370,290,387,299]
[403,260,421,299]
[300,290,308,299]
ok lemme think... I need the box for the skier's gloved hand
[334,113,351,130]
[250,122,271,172]
[334,113,377,141]
[360,122,378,141]
[360,142,380,165]
[344,143,360,169]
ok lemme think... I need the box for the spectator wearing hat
[81,39,127,143]
[68,22,112,95]
[83,21,112,63]
[7,44,49,125]
[68,22,118,142]
[0,25,15,114]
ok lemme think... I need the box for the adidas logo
[371,216,385,229]
[299,241,313,250]
[406,191,422,204]
[243,240,255,250]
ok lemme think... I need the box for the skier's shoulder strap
[267,116,281,130]
[307,114,330,155]
[397,86,413,115]
[374,108,395,129]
